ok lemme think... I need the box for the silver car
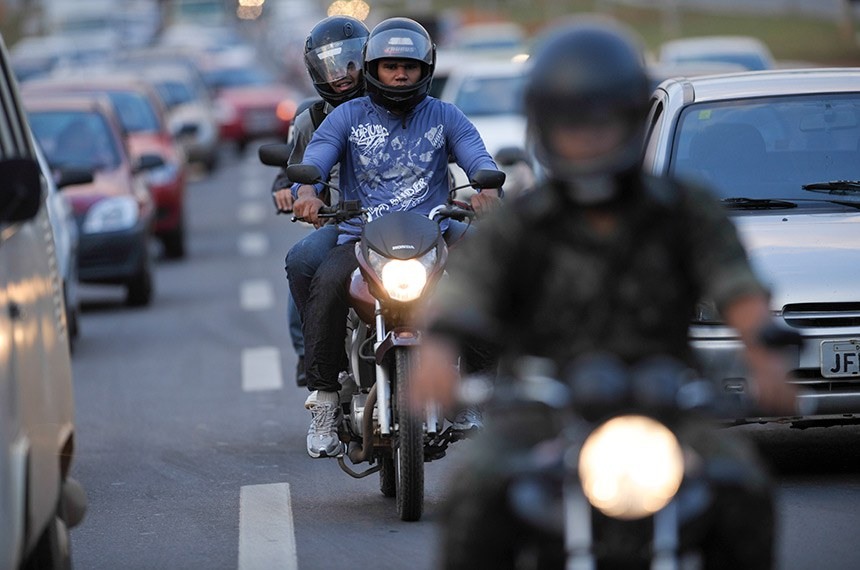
[643,68,860,426]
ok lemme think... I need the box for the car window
[28,110,122,170]
[669,93,860,200]
[155,80,195,109]
[105,90,161,133]
[453,74,526,116]
[204,67,273,90]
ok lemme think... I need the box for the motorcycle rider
[291,17,502,458]
[411,17,797,568]
[270,15,370,386]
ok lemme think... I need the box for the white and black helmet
[363,17,436,113]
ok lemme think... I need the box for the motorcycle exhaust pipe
[348,383,378,464]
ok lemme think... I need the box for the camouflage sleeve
[682,183,769,313]
[425,203,523,347]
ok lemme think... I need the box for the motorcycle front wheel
[393,347,424,521]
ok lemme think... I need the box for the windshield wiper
[802,180,860,194]
[721,197,797,210]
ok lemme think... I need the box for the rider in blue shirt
[291,17,502,458]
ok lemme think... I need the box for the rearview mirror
[286,164,324,185]
[258,143,291,167]
[0,157,42,222]
[470,169,506,189]
[56,167,95,189]
[135,153,166,172]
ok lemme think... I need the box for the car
[25,93,157,307]
[0,33,85,570]
[642,67,860,426]
[137,64,221,173]
[658,35,775,72]
[204,63,299,153]
[438,57,531,199]
[22,74,189,258]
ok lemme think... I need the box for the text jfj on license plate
[821,340,860,378]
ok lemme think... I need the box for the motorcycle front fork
[564,484,681,570]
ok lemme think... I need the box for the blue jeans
[287,293,303,355]
[284,223,340,334]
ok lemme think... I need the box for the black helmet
[524,18,651,204]
[363,17,436,113]
[304,16,370,106]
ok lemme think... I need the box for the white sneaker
[305,391,344,458]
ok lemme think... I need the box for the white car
[438,58,531,199]
[0,33,85,570]
[644,68,860,426]
[658,35,775,71]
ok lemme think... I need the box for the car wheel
[161,224,186,260]
[23,508,71,570]
[126,264,154,307]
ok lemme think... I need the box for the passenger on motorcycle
[271,15,370,387]
[411,17,797,569]
[291,17,502,458]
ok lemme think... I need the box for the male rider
[291,17,502,458]
[411,18,796,569]
[270,15,369,386]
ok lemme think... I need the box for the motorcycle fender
[375,327,421,364]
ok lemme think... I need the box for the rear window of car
[453,74,526,116]
[105,90,161,133]
[669,93,860,200]
[28,110,122,170]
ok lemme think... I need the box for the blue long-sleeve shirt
[292,95,498,244]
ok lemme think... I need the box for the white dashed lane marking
[238,483,298,570]
[241,347,283,392]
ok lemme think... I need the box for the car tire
[126,264,154,307]
[23,507,72,570]
[161,224,186,260]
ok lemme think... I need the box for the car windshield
[155,80,195,109]
[453,74,526,116]
[28,110,122,170]
[669,93,860,201]
[204,67,273,90]
[105,90,161,133]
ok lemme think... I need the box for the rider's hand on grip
[292,186,326,227]
[272,187,294,214]
[470,188,502,218]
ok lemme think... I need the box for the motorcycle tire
[393,347,424,521]
[379,454,396,498]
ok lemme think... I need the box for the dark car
[25,94,156,306]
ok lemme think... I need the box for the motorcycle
[448,348,797,569]
[274,156,505,522]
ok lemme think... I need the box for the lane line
[241,280,275,311]
[238,202,267,225]
[238,232,269,257]
[238,483,298,570]
[242,347,283,392]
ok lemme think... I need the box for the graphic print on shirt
[357,123,445,220]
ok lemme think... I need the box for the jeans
[303,220,475,393]
[287,293,303,355]
[284,223,339,331]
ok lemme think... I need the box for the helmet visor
[365,29,433,65]
[305,37,366,86]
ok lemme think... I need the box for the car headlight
[82,196,139,233]
[578,415,684,520]
[145,162,179,187]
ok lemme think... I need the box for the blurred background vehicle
[25,94,157,307]
[23,74,189,259]
[439,57,531,200]
[204,62,299,154]
[658,35,776,71]
[643,67,860,427]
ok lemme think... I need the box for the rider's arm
[289,103,348,200]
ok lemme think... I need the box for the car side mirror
[494,146,530,167]
[0,157,42,222]
[55,167,95,189]
[135,153,166,172]
[174,123,199,138]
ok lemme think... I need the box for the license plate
[820,340,860,378]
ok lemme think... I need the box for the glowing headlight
[578,415,684,520]
[82,196,139,234]
[381,259,428,302]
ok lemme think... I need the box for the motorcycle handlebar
[291,200,365,223]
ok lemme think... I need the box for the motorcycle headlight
[82,196,140,234]
[578,415,684,520]
[368,249,437,302]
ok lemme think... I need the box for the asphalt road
[66,142,860,569]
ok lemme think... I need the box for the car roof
[657,67,860,104]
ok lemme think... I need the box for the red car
[23,74,189,258]
[25,94,157,306]
[204,64,299,153]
